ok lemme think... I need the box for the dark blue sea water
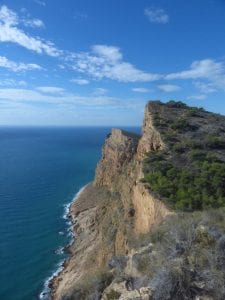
[0,127,139,300]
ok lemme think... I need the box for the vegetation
[143,101,225,211]
[144,154,225,210]
[65,101,225,299]
[96,209,225,300]
[134,210,225,300]
[167,100,188,108]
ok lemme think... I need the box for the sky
[0,0,225,126]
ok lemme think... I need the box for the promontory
[51,100,225,300]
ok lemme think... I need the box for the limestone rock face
[94,128,140,188]
[137,102,165,160]
[51,101,170,299]
[93,102,169,236]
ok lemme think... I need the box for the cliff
[51,101,225,300]
[51,101,170,299]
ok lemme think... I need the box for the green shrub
[185,139,204,150]
[105,290,121,300]
[171,119,189,131]
[167,100,188,108]
[189,150,206,161]
[170,118,198,132]
[205,135,225,149]
[187,106,205,117]
[172,143,186,153]
[144,152,225,210]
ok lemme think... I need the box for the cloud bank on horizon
[0,0,225,125]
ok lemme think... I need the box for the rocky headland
[51,100,225,300]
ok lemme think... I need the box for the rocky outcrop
[137,102,165,160]
[102,243,154,300]
[51,101,170,300]
[94,128,140,188]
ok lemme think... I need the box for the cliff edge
[51,101,170,299]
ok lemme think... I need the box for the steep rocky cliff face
[94,102,169,236]
[94,128,140,189]
[50,101,174,299]
[137,102,165,160]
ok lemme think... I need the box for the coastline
[39,184,89,300]
[48,183,112,299]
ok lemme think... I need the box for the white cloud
[188,94,206,100]
[69,45,162,82]
[194,81,216,94]
[0,79,27,86]
[93,45,123,62]
[0,88,140,108]
[166,59,225,91]
[0,55,42,72]
[0,5,17,26]
[145,7,169,24]
[23,18,45,28]
[93,88,108,95]
[73,12,88,20]
[34,0,46,7]
[68,54,225,88]
[17,80,27,86]
[158,84,180,92]
[0,5,60,56]
[36,86,65,94]
[132,87,151,93]
[71,78,89,85]
[166,59,223,80]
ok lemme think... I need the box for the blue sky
[0,0,225,126]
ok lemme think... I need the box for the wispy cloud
[68,47,225,90]
[70,78,90,85]
[93,88,108,95]
[158,84,180,92]
[36,86,66,94]
[166,59,225,91]
[188,94,206,100]
[0,5,60,56]
[34,0,46,7]
[68,45,162,82]
[194,81,217,94]
[23,18,45,28]
[73,12,88,21]
[0,79,27,86]
[19,7,45,28]
[0,87,142,109]
[166,59,223,80]
[132,87,151,93]
[0,55,42,72]
[144,7,169,24]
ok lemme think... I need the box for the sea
[0,126,139,300]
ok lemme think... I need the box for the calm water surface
[0,127,139,300]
